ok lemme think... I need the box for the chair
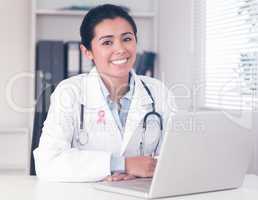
[30,85,53,175]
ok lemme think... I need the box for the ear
[80,44,94,60]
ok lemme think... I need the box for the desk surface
[0,175,257,200]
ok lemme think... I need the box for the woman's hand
[103,172,136,182]
[125,156,157,178]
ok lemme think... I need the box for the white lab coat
[33,67,176,182]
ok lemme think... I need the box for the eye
[102,40,113,46]
[123,37,132,42]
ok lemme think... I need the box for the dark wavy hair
[80,4,137,50]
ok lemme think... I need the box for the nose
[114,40,126,55]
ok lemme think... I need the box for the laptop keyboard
[101,178,152,192]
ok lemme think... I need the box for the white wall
[0,0,31,128]
[158,0,193,111]
[251,113,258,174]
[0,0,32,173]
[158,0,258,175]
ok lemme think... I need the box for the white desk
[0,175,257,200]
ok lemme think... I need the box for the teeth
[111,59,127,65]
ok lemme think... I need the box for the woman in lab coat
[33,4,176,182]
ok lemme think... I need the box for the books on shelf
[134,51,156,77]
[35,40,94,100]
[65,41,80,77]
[65,41,93,77]
[36,40,64,99]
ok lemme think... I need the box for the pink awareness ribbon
[97,110,106,124]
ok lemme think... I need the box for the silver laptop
[93,112,254,199]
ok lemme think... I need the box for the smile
[111,58,128,65]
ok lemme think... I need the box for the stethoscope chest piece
[78,129,89,145]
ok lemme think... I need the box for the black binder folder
[135,51,156,77]
[52,41,65,86]
[35,40,65,99]
[134,53,142,71]
[36,41,51,99]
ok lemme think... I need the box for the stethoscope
[140,80,163,156]
[77,80,163,156]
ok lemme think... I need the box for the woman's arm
[33,81,111,182]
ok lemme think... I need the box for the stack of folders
[36,40,94,98]
[65,41,93,78]
[36,40,65,100]
[134,51,156,77]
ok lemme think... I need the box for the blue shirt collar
[98,72,135,102]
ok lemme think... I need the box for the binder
[134,53,142,71]
[36,40,65,99]
[135,51,156,77]
[36,41,51,99]
[51,41,65,86]
[65,41,81,77]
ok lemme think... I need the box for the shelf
[0,169,27,175]
[36,9,155,18]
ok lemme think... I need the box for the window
[195,0,258,110]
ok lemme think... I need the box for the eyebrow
[98,32,134,41]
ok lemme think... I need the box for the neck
[101,74,130,102]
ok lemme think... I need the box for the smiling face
[82,17,137,80]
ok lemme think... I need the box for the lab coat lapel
[82,68,120,136]
[120,73,153,155]
[82,68,105,109]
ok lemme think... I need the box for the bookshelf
[31,1,158,50]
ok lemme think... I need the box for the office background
[0,0,257,175]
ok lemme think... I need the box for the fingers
[113,174,136,181]
[104,173,137,182]
[104,173,128,182]
[103,172,120,181]
[123,174,136,180]
[112,174,127,181]
[104,156,158,181]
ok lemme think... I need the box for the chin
[111,72,130,79]
[111,66,132,76]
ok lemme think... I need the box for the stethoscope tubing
[78,80,163,156]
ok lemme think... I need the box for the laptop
[93,112,254,199]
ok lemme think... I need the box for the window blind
[194,0,258,110]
